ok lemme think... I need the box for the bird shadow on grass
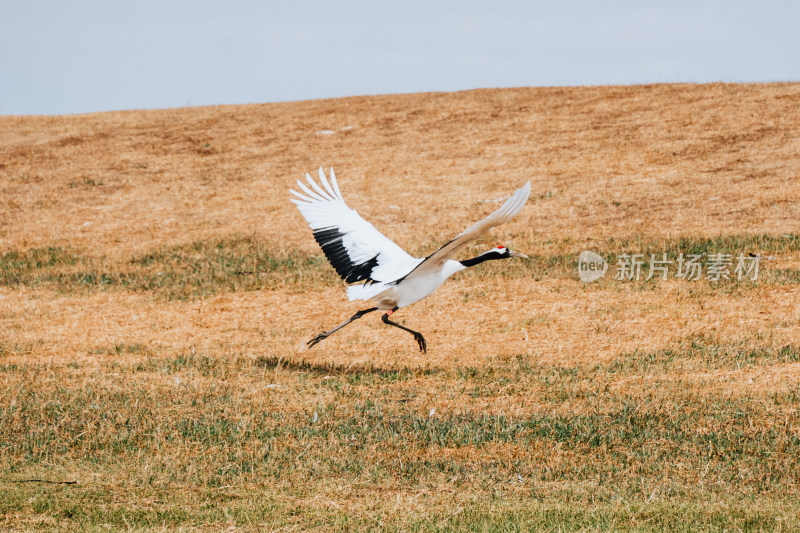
[254,354,442,377]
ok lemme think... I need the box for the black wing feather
[313,227,380,284]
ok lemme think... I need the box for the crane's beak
[509,250,528,259]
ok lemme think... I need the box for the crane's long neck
[441,250,507,281]
[459,250,506,268]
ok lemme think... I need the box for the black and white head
[487,245,528,259]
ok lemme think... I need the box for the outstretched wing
[417,181,531,270]
[290,168,422,284]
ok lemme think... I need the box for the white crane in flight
[291,168,530,353]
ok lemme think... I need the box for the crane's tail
[347,283,389,302]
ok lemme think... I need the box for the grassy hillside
[1,83,800,531]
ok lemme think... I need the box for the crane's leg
[381,307,426,353]
[307,307,378,348]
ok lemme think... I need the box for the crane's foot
[381,308,428,353]
[414,332,426,353]
[307,332,329,348]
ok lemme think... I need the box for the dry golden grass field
[2,82,800,531]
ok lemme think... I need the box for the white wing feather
[414,181,531,271]
[291,168,422,284]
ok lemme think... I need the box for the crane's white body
[291,168,530,312]
[348,259,467,310]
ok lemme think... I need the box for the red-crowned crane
[291,168,531,353]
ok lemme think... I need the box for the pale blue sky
[1,1,797,115]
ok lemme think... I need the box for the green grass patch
[455,232,800,287]
[3,339,800,530]
[0,233,797,299]
[0,235,338,299]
